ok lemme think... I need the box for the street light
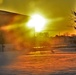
[26,13,55,53]
[26,13,47,49]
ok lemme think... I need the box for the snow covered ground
[0,51,76,75]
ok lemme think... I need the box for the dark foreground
[0,51,76,75]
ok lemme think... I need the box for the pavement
[0,51,76,75]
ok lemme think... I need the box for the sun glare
[27,14,47,32]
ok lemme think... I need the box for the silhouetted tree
[73,11,76,29]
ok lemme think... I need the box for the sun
[27,14,47,32]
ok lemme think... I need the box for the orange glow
[5,54,76,74]
[1,24,33,51]
[29,51,41,56]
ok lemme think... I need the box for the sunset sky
[0,0,76,36]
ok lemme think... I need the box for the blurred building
[0,10,29,52]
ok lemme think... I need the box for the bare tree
[73,11,76,29]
